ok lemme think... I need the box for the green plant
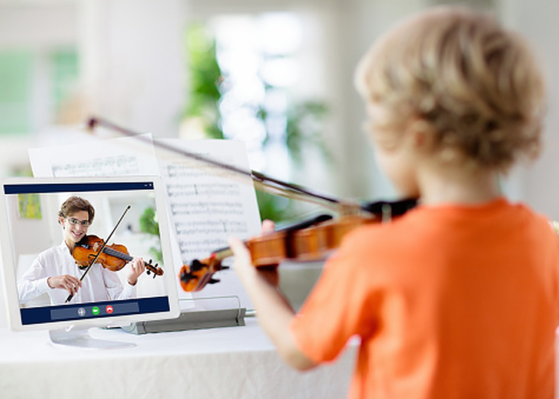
[139,206,162,263]
[255,190,292,222]
[183,23,224,139]
[184,22,331,223]
[283,100,331,164]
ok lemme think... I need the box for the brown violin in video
[73,234,164,278]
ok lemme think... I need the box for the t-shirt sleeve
[289,231,382,364]
[548,221,559,325]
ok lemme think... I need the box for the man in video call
[17,196,145,306]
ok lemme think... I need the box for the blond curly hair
[355,6,546,172]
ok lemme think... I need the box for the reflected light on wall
[210,12,302,175]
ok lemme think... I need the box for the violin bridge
[337,202,364,218]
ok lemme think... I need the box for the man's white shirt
[18,242,136,305]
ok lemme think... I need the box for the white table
[0,318,356,399]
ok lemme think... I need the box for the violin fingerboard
[103,247,133,262]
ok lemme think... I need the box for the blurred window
[0,48,79,135]
[211,12,303,172]
[0,51,33,134]
[50,50,79,116]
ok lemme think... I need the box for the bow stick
[65,205,131,303]
[86,117,366,215]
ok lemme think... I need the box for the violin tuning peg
[208,278,220,284]
[146,270,151,275]
[221,266,230,270]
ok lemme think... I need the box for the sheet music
[28,135,261,309]
[158,142,258,255]
[155,139,261,308]
[29,134,158,178]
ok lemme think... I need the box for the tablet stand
[122,295,246,334]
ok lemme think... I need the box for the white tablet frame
[0,175,180,332]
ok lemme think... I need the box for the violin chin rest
[189,259,205,272]
[179,270,196,283]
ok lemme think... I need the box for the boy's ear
[413,129,430,149]
[407,117,434,151]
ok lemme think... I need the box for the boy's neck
[417,165,501,206]
[64,239,76,252]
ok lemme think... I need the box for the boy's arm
[229,236,317,371]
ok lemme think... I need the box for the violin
[73,235,164,277]
[179,198,417,292]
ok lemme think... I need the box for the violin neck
[102,246,160,274]
[213,247,233,262]
[103,246,133,262]
[209,214,333,262]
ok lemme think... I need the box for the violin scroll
[179,255,230,292]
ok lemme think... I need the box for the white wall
[0,0,186,137]
[0,3,78,48]
[78,0,186,137]
[500,0,559,220]
[330,0,427,200]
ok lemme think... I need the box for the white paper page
[29,134,159,178]
[154,139,261,309]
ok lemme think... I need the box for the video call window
[2,181,174,326]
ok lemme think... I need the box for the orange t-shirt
[290,198,559,398]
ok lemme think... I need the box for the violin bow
[86,117,418,219]
[86,117,365,215]
[65,205,131,303]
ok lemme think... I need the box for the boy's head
[355,6,545,173]
[58,196,95,223]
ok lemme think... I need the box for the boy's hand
[48,275,81,295]
[229,220,279,287]
[127,257,146,285]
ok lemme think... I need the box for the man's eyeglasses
[67,218,91,227]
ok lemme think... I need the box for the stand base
[49,326,136,349]
[122,308,246,334]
